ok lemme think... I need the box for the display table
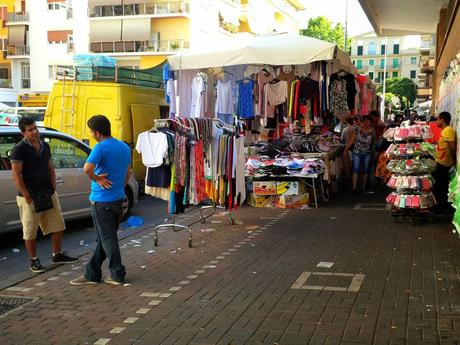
[247,172,325,208]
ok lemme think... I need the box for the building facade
[349,32,421,86]
[417,34,436,102]
[0,0,307,99]
[0,0,20,106]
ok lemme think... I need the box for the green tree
[300,16,351,51]
[377,77,416,105]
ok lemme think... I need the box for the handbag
[32,190,54,212]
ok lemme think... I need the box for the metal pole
[381,36,387,119]
[344,0,348,51]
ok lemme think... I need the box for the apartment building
[0,0,19,106]
[1,0,307,98]
[349,32,421,85]
[86,0,307,69]
[417,34,436,102]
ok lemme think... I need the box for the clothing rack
[152,117,239,248]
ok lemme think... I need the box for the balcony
[7,45,30,57]
[6,12,29,24]
[0,79,12,88]
[89,1,190,18]
[89,39,189,54]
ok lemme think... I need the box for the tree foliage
[300,16,351,51]
[377,77,416,105]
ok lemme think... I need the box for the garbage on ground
[12,248,20,254]
[169,250,176,254]
[0,257,7,261]
[147,250,155,254]
[79,240,85,246]
[211,220,222,224]
[140,265,146,269]
[316,261,334,268]
[201,228,215,232]
[123,216,144,228]
[130,240,141,244]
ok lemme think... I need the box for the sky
[301,0,374,37]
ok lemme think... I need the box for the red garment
[427,121,441,143]
[194,140,207,202]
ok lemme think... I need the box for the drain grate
[354,203,390,211]
[0,295,35,317]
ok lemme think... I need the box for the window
[0,135,22,170]
[410,70,416,79]
[392,71,398,78]
[21,62,30,88]
[411,57,417,64]
[381,44,386,55]
[385,72,389,78]
[380,59,385,68]
[369,71,374,80]
[352,60,355,66]
[377,72,384,83]
[368,42,376,55]
[43,136,89,169]
[48,65,56,79]
[393,44,399,54]
[0,6,7,21]
[357,46,363,56]
[356,60,363,69]
[0,38,8,51]
[369,59,375,66]
[392,58,399,68]
[48,2,66,10]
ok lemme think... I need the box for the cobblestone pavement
[1,194,460,345]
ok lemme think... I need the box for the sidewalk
[1,192,460,345]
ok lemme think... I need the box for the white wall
[27,0,89,93]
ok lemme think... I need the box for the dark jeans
[433,163,452,210]
[85,200,125,283]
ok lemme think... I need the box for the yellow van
[44,66,168,181]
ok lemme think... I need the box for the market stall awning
[357,0,450,35]
[168,32,357,73]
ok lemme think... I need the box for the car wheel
[122,187,133,220]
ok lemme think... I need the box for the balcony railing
[7,45,30,56]
[7,12,29,23]
[0,79,12,88]
[89,1,189,18]
[90,39,189,54]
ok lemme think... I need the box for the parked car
[0,113,22,125]
[0,125,138,234]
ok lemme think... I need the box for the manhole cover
[354,203,390,211]
[0,295,35,317]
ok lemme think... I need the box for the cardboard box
[275,193,309,209]
[247,193,276,208]
[253,181,276,195]
[276,181,299,196]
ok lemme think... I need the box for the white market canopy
[168,32,357,74]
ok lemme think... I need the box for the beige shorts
[17,192,66,240]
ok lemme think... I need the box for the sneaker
[103,277,124,286]
[70,276,98,286]
[52,253,79,264]
[30,258,45,273]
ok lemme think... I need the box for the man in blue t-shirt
[70,115,131,286]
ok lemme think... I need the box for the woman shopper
[344,116,376,193]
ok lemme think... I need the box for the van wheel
[122,187,133,220]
